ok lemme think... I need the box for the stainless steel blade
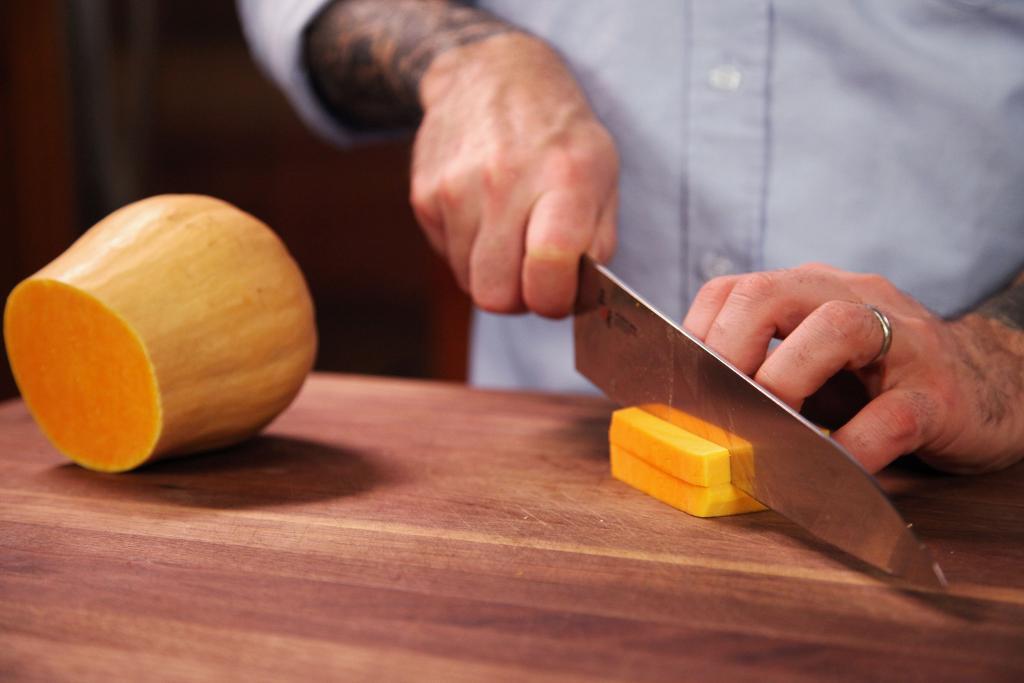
[574,256,946,588]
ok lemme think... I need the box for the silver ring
[865,304,893,365]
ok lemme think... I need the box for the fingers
[699,270,855,375]
[588,189,618,264]
[410,32,621,318]
[412,164,612,317]
[522,188,600,317]
[468,170,533,312]
[834,389,937,473]
[412,35,618,317]
[436,169,484,293]
[520,131,617,317]
[754,301,891,409]
[682,275,740,338]
[411,128,616,317]
[409,177,445,256]
[477,178,615,316]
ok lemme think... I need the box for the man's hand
[413,33,618,316]
[682,264,1024,475]
[305,0,618,317]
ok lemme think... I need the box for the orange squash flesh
[610,445,766,517]
[4,280,160,471]
[609,407,731,486]
[638,403,753,462]
[609,407,767,517]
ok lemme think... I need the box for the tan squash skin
[5,194,317,471]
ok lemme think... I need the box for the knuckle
[695,276,733,303]
[754,363,786,395]
[584,119,618,150]
[437,167,473,208]
[855,271,901,299]
[577,132,614,168]
[796,261,835,273]
[860,272,888,289]
[409,181,434,213]
[707,318,730,344]
[880,398,925,445]
[544,146,586,185]
[878,280,904,303]
[905,316,939,350]
[412,205,438,236]
[862,272,887,288]
[815,300,864,340]
[731,272,777,304]
[481,150,516,193]
[547,137,612,185]
[542,125,619,190]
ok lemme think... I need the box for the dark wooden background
[0,1,470,402]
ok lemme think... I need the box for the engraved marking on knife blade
[597,285,638,337]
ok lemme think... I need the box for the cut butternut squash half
[3,194,317,472]
[611,445,766,518]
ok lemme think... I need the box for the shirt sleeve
[236,0,356,146]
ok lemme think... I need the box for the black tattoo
[304,0,516,130]
[955,273,1024,427]
[975,274,1024,331]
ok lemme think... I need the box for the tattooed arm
[305,0,514,129]
[974,273,1024,331]
[304,0,619,315]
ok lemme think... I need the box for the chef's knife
[574,256,946,588]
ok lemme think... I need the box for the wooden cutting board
[1,372,1022,682]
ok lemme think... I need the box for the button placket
[684,0,772,302]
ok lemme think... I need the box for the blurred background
[0,1,471,401]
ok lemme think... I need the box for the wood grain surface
[1,373,1022,682]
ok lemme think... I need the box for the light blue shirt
[239,0,1024,393]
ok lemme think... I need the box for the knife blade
[574,256,946,588]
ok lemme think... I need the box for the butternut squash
[610,407,732,486]
[609,407,766,517]
[610,445,765,517]
[637,403,753,462]
[3,194,317,472]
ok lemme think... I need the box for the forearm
[303,0,519,130]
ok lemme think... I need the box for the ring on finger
[865,304,893,365]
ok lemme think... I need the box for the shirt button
[708,64,742,91]
[700,252,738,280]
